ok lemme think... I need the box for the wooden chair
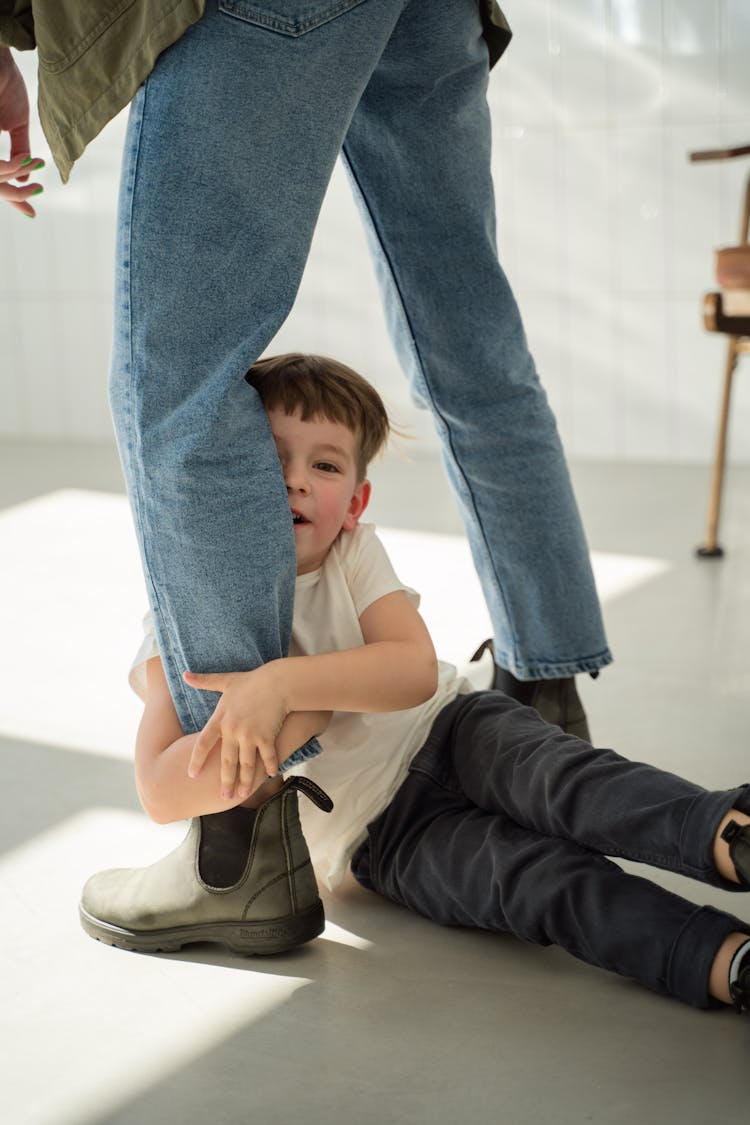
[690,143,750,558]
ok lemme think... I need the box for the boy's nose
[284,465,310,493]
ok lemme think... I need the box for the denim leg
[341,0,611,680]
[424,692,750,890]
[353,767,749,1008]
[109,0,406,731]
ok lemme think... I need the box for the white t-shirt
[129,523,471,891]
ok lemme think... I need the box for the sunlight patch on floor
[0,490,144,760]
[0,488,681,1124]
[1,809,311,1125]
[319,921,374,950]
[0,490,672,761]
[378,526,672,673]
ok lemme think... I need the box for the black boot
[470,639,593,742]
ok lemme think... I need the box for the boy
[81,353,750,1014]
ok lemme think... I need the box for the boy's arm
[185,589,438,792]
[135,655,331,823]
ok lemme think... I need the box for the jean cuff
[668,904,750,1008]
[680,784,750,888]
[279,735,323,773]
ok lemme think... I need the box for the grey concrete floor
[1,439,748,1124]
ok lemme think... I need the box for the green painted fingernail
[31,187,44,197]
[23,212,35,219]
[21,157,33,166]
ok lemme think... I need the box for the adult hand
[184,666,287,799]
[0,47,45,217]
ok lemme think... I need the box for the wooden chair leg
[696,335,740,557]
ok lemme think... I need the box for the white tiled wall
[1,0,749,461]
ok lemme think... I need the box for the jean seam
[603,847,709,880]
[339,142,520,669]
[279,741,322,772]
[677,785,750,892]
[665,905,745,1008]
[665,907,706,1005]
[122,78,201,733]
[408,747,463,796]
[218,0,367,36]
[408,764,456,792]
[677,790,715,879]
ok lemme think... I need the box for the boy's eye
[314,461,340,473]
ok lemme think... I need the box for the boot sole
[79,899,325,956]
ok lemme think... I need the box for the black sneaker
[720,819,750,887]
[729,950,750,1014]
[470,639,592,742]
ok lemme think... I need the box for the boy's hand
[183,667,288,799]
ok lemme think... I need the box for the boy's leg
[341,0,611,684]
[428,692,750,889]
[109,0,406,733]
[353,771,749,1009]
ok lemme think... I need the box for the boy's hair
[246,353,390,480]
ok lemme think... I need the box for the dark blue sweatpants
[351,692,750,1008]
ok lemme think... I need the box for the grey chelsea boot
[79,776,333,955]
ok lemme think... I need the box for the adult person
[1,2,612,943]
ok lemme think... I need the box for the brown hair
[246,353,391,480]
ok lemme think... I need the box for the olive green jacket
[0,1,511,182]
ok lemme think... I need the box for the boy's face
[268,408,371,575]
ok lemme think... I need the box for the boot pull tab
[287,775,334,813]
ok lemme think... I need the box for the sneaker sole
[79,899,325,956]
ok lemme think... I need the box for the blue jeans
[351,692,750,1008]
[110,0,611,746]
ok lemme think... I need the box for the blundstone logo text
[241,926,290,939]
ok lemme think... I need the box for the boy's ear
[342,479,371,531]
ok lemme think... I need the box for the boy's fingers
[220,738,239,796]
[188,723,220,777]
[237,740,256,797]
[257,738,279,780]
[183,669,225,692]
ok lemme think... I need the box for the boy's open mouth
[291,510,309,525]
